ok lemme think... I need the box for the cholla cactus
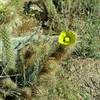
[45,0,57,15]
[0,26,16,71]
[0,1,16,72]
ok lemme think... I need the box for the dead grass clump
[13,17,37,36]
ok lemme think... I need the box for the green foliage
[63,0,100,17]
[74,17,100,58]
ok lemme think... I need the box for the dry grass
[0,0,100,100]
[13,16,37,37]
[32,58,100,100]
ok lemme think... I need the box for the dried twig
[0,74,21,79]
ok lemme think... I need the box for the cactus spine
[0,1,16,72]
[0,25,16,71]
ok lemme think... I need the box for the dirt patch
[62,58,100,99]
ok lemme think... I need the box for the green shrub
[73,17,100,58]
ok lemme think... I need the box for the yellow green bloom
[58,31,77,46]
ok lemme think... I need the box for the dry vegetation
[0,0,100,100]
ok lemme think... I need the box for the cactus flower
[58,31,77,46]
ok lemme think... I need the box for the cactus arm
[0,25,16,72]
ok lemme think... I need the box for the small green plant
[74,17,100,58]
